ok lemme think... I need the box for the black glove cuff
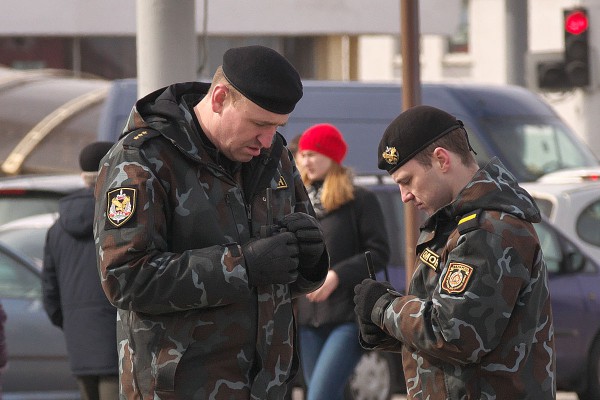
[370,292,398,326]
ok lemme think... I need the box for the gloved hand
[242,231,299,286]
[354,279,399,325]
[280,212,325,275]
[357,318,391,347]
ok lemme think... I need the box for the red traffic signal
[564,7,590,87]
[565,9,589,35]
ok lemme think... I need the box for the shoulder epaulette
[122,128,161,148]
[457,209,483,235]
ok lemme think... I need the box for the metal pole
[400,0,421,292]
[505,0,528,86]
[136,0,198,98]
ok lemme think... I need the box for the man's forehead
[241,98,289,126]
[390,159,421,182]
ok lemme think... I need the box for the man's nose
[257,129,277,148]
[400,189,414,203]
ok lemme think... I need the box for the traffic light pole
[400,0,421,293]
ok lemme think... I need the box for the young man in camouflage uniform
[93,45,329,399]
[353,105,556,399]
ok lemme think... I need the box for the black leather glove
[242,231,299,286]
[280,212,325,274]
[354,279,399,325]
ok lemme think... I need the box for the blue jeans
[299,322,363,400]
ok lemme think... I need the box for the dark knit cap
[222,45,303,114]
[378,105,464,174]
[79,141,113,172]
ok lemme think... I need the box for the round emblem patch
[441,262,474,294]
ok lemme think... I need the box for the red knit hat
[298,123,348,164]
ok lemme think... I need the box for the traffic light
[563,7,590,87]
[536,59,568,90]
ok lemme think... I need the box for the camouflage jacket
[93,82,327,399]
[367,159,556,399]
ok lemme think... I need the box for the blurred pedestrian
[297,123,390,400]
[0,301,6,399]
[93,45,329,399]
[42,141,118,400]
[353,105,556,399]
[288,132,305,176]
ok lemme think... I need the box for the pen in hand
[364,250,376,280]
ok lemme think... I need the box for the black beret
[222,45,303,114]
[79,141,114,172]
[378,105,463,174]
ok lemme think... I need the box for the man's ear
[432,147,451,172]
[211,84,228,113]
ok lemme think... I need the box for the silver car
[0,174,83,226]
[0,239,79,399]
[521,167,600,260]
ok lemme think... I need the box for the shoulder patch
[122,129,161,148]
[106,187,137,228]
[457,209,483,235]
[441,262,474,294]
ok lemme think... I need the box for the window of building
[447,0,469,53]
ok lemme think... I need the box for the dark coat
[0,300,5,397]
[0,300,6,370]
[42,187,118,377]
[297,186,390,327]
[94,82,327,399]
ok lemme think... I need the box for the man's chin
[235,153,254,162]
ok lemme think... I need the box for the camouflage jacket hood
[95,82,327,399]
[433,157,541,229]
[123,82,232,167]
[363,158,555,399]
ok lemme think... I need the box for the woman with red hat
[296,123,390,400]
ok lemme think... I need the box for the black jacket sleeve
[42,225,64,328]
[0,301,6,369]
[332,187,390,291]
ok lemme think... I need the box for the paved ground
[390,393,577,400]
[292,389,578,399]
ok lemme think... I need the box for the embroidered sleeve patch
[419,247,440,272]
[441,262,474,294]
[107,187,137,228]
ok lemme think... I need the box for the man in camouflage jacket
[354,105,555,399]
[94,46,328,399]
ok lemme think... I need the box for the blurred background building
[0,0,598,174]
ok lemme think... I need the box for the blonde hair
[302,162,355,211]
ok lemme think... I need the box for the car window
[0,227,49,266]
[0,251,40,299]
[0,194,62,225]
[534,223,562,273]
[481,117,596,181]
[576,199,600,247]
